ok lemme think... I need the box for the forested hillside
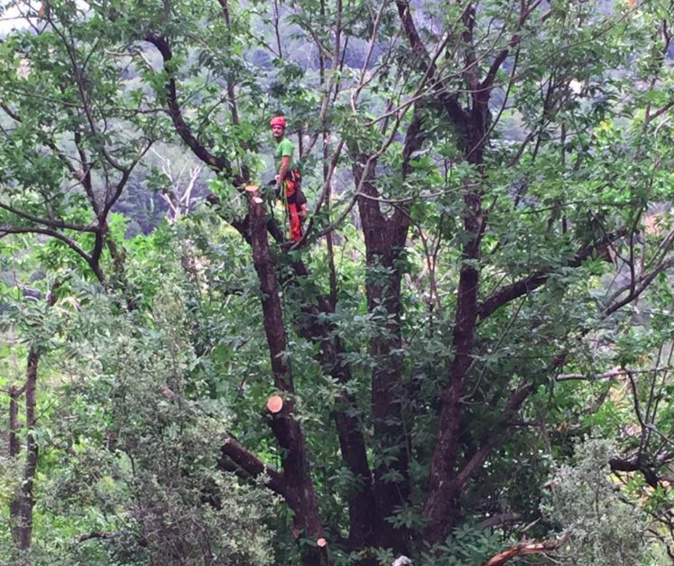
[2,0,674,565]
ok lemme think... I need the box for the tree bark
[245,187,329,566]
[151,24,369,548]
[352,155,411,553]
[14,349,40,553]
[422,9,491,539]
[345,104,425,553]
[311,323,375,549]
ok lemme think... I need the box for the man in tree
[270,115,306,241]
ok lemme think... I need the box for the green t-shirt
[274,138,294,171]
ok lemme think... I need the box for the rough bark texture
[148,28,366,556]
[219,435,286,495]
[245,188,329,566]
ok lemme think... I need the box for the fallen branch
[481,538,563,566]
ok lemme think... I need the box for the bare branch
[100,140,153,220]
[0,226,104,283]
[481,538,563,566]
[606,255,674,317]
[0,201,97,233]
[143,33,232,175]
[557,367,670,382]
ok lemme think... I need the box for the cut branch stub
[245,185,264,204]
[316,537,327,548]
[267,395,284,414]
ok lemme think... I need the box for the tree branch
[609,456,659,488]
[557,367,670,382]
[73,129,100,215]
[481,538,563,566]
[395,0,470,135]
[0,201,97,232]
[479,228,627,320]
[0,226,104,283]
[219,435,285,496]
[481,0,542,91]
[605,255,674,317]
[144,33,232,176]
[456,383,534,488]
[100,141,153,220]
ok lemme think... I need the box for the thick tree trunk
[353,157,412,553]
[423,187,483,544]
[347,106,424,553]
[245,187,329,566]
[423,73,490,543]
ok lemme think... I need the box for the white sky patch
[569,80,584,95]
[1,5,26,35]
[0,2,37,35]
[0,1,90,36]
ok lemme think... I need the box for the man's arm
[276,155,291,192]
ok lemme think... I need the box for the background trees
[2,0,674,564]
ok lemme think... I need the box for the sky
[0,3,32,36]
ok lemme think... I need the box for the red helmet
[270,116,287,128]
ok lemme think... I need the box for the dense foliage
[2,0,674,565]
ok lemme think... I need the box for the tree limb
[456,383,534,488]
[609,456,659,488]
[481,538,563,566]
[143,33,232,175]
[0,226,105,283]
[0,201,97,232]
[219,435,285,496]
[557,367,670,382]
[479,228,627,320]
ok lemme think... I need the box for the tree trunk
[353,157,412,553]
[245,187,330,566]
[347,106,425,553]
[423,188,483,544]
[318,329,375,549]
[13,349,40,555]
[423,71,490,544]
